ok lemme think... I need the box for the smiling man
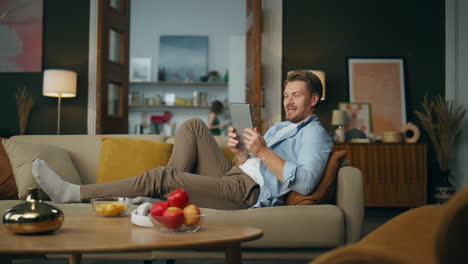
[229,70,333,207]
[32,70,332,210]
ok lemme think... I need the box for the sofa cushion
[97,137,173,183]
[166,136,229,147]
[9,135,169,185]
[286,150,347,205]
[220,147,236,162]
[202,205,345,247]
[2,138,82,200]
[0,138,18,199]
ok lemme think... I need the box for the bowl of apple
[149,189,205,233]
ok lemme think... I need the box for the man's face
[283,81,318,123]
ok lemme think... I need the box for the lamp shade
[332,109,348,126]
[43,69,77,98]
[287,70,326,101]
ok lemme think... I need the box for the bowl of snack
[91,197,132,217]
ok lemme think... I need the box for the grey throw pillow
[2,138,82,200]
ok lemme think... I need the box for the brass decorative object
[2,188,64,235]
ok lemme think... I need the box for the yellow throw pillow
[221,147,236,163]
[97,137,173,183]
[166,136,236,162]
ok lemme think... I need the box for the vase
[434,186,455,205]
[434,170,455,205]
[439,170,452,187]
[2,188,64,234]
[335,126,346,143]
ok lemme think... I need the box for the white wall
[130,0,245,79]
[228,35,246,104]
[446,0,468,189]
[129,0,245,133]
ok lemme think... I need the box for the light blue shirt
[251,114,333,208]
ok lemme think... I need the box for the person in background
[207,100,226,135]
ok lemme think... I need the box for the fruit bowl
[149,214,205,233]
[90,197,132,217]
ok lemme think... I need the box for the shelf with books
[129,104,212,112]
[130,81,227,86]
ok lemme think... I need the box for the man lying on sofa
[32,70,333,210]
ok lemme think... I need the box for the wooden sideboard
[333,143,427,207]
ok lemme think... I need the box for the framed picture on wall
[130,57,152,82]
[338,102,372,135]
[347,58,406,136]
[0,0,43,72]
[159,35,208,82]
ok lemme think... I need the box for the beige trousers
[81,119,259,209]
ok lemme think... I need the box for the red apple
[150,201,169,217]
[167,188,189,209]
[182,204,201,227]
[162,207,185,229]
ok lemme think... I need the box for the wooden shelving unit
[130,81,228,86]
[129,104,211,111]
[129,81,228,110]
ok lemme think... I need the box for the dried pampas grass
[414,95,467,172]
[16,87,35,135]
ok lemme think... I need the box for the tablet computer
[229,102,253,149]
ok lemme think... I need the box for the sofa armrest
[336,166,364,244]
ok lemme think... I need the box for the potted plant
[414,95,466,204]
[16,87,35,135]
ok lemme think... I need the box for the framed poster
[0,0,43,72]
[347,58,406,136]
[130,57,151,82]
[159,35,208,82]
[338,102,372,135]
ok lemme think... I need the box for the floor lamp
[43,69,77,135]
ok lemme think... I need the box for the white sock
[32,159,81,203]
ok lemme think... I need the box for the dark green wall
[0,0,89,135]
[283,0,445,132]
[283,0,445,203]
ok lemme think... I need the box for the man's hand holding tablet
[228,103,254,164]
[228,103,254,147]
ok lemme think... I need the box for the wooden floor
[12,207,408,264]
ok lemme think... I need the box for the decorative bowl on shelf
[90,197,132,217]
[149,214,205,233]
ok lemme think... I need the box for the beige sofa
[0,134,364,262]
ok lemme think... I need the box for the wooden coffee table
[0,214,262,264]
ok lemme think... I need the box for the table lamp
[43,69,77,135]
[287,70,326,101]
[332,109,348,142]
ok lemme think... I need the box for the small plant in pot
[414,95,466,204]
